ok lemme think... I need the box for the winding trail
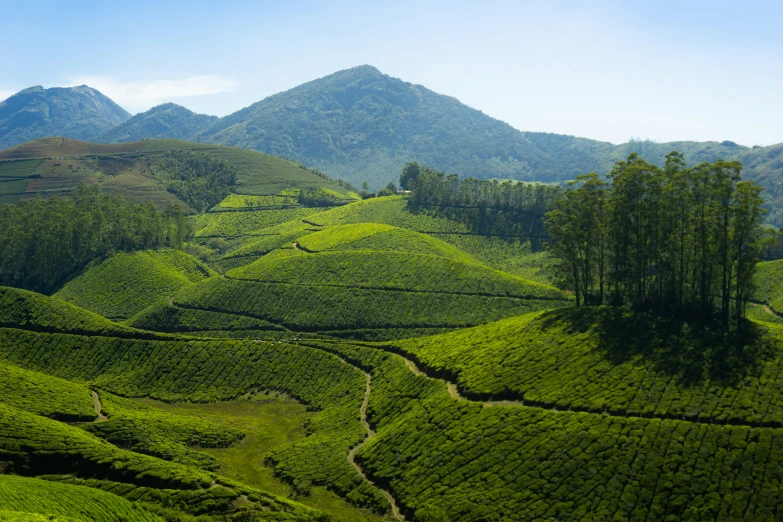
[91,391,107,421]
[398,347,783,427]
[404,358,525,408]
[347,372,405,521]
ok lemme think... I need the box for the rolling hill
[214,196,555,283]
[170,223,570,339]
[0,86,129,150]
[54,249,216,321]
[0,137,355,207]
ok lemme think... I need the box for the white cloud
[70,75,237,113]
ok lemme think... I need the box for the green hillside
[0,286,146,337]
[298,338,783,521]
[172,223,569,339]
[197,66,616,188]
[4,297,783,518]
[0,329,393,516]
[55,250,216,321]
[0,360,97,422]
[100,102,218,143]
[211,196,555,283]
[754,259,783,314]
[389,307,783,424]
[0,474,160,522]
[0,137,353,207]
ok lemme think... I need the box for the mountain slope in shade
[0,85,130,150]
[101,103,217,143]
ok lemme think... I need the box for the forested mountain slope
[6,69,783,222]
[196,65,615,187]
[0,86,130,150]
[99,103,217,143]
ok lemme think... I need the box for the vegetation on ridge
[547,152,767,328]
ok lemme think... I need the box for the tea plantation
[55,250,216,320]
[754,259,783,314]
[289,338,783,520]
[5,144,783,520]
[0,474,161,522]
[389,307,783,425]
[167,222,569,339]
[0,286,148,337]
[0,328,389,516]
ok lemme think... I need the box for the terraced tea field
[5,139,783,520]
[55,250,216,320]
[169,223,570,339]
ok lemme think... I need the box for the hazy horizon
[2,0,781,146]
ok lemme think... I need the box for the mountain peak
[0,85,130,150]
[101,102,217,143]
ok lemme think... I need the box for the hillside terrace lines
[168,298,545,333]
[221,274,565,301]
[309,340,783,431]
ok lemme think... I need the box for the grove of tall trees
[0,185,188,293]
[545,152,768,328]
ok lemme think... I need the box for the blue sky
[1,0,781,145]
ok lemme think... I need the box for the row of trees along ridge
[545,152,768,328]
[401,161,562,239]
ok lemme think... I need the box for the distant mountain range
[2,66,783,223]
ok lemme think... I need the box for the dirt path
[292,241,302,251]
[92,391,107,420]
[403,357,525,408]
[347,372,405,521]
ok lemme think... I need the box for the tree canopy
[0,185,187,293]
[545,152,768,328]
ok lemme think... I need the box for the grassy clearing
[141,394,390,521]
[0,329,390,514]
